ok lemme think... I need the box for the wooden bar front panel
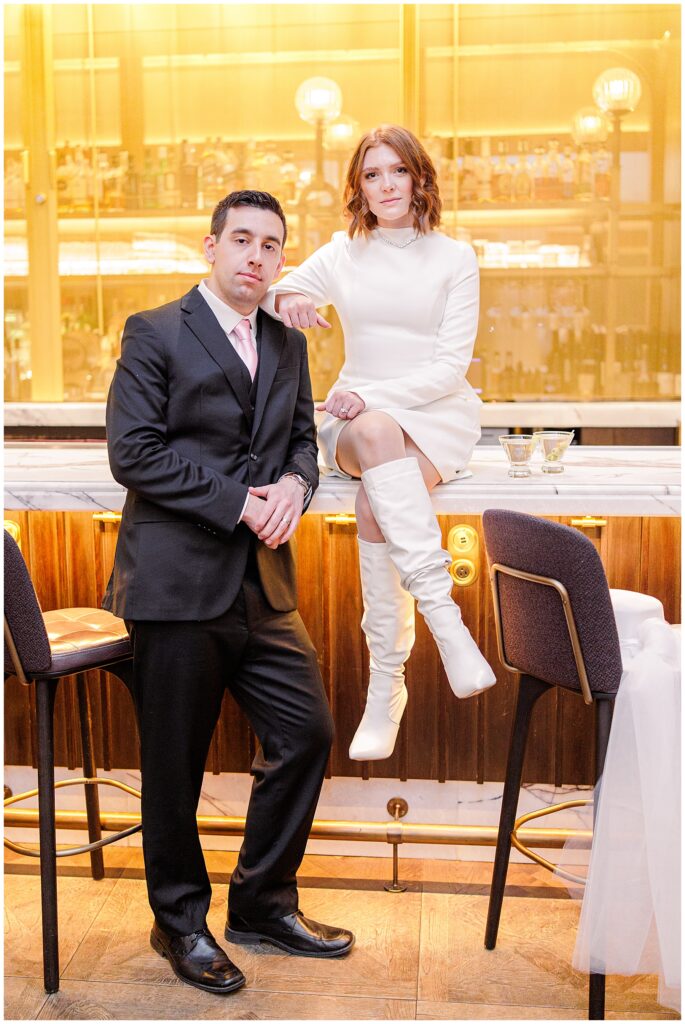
[4,510,681,785]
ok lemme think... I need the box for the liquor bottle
[476,137,492,203]
[216,138,239,195]
[489,350,502,398]
[96,149,111,209]
[70,146,90,214]
[560,145,575,200]
[4,156,24,215]
[167,145,181,208]
[56,151,73,213]
[635,342,652,398]
[493,141,512,202]
[108,152,126,212]
[124,152,141,210]
[592,324,606,395]
[575,146,593,201]
[546,139,562,201]
[512,141,532,202]
[279,150,299,202]
[179,140,198,209]
[157,145,178,209]
[140,148,157,210]
[501,351,515,399]
[532,145,546,201]
[656,356,675,397]
[534,305,550,363]
[490,142,503,199]
[155,146,168,207]
[459,140,478,202]
[546,312,562,394]
[591,144,612,200]
[200,137,218,205]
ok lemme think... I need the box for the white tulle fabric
[570,592,681,1013]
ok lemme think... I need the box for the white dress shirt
[198,279,258,360]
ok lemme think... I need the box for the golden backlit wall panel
[3,3,681,405]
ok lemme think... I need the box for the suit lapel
[251,309,285,438]
[181,286,253,419]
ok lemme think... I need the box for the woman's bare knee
[339,412,405,473]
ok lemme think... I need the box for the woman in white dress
[263,125,495,760]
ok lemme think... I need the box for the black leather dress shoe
[225,910,355,958]
[150,921,246,994]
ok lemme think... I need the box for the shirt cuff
[237,492,250,523]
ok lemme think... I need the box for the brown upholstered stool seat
[42,609,131,677]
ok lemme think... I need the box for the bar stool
[481,509,627,1020]
[4,529,138,994]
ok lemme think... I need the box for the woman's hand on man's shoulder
[276,293,331,331]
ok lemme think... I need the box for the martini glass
[534,430,575,473]
[498,434,538,478]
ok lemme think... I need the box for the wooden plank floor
[4,847,678,1021]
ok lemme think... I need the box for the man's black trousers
[128,574,334,937]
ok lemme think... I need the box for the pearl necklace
[376,229,420,249]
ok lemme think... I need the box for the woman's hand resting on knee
[316,390,366,420]
[275,293,331,330]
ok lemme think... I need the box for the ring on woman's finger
[339,406,348,415]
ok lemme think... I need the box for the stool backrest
[482,510,622,698]
[4,530,51,677]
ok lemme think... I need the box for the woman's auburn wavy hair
[343,124,442,239]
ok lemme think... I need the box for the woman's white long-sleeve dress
[264,226,482,483]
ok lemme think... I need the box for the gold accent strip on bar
[570,516,607,528]
[4,807,592,850]
[323,514,357,525]
[93,511,122,523]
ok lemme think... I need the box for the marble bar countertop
[4,400,681,429]
[4,443,680,517]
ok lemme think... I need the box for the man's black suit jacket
[102,285,319,621]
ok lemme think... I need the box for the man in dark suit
[103,190,354,995]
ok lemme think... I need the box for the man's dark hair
[210,190,287,246]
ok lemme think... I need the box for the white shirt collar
[198,279,258,338]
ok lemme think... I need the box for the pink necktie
[232,318,258,380]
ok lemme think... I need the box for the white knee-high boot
[348,539,416,761]
[361,457,496,699]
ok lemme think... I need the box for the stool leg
[76,675,104,880]
[36,677,59,994]
[485,674,551,950]
[589,972,606,1020]
[587,698,614,1020]
[594,698,613,781]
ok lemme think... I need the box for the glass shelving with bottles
[4,3,680,406]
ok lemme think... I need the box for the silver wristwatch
[281,472,312,502]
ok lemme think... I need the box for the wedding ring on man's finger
[281,516,291,526]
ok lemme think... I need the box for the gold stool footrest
[511,799,592,886]
[4,777,142,859]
